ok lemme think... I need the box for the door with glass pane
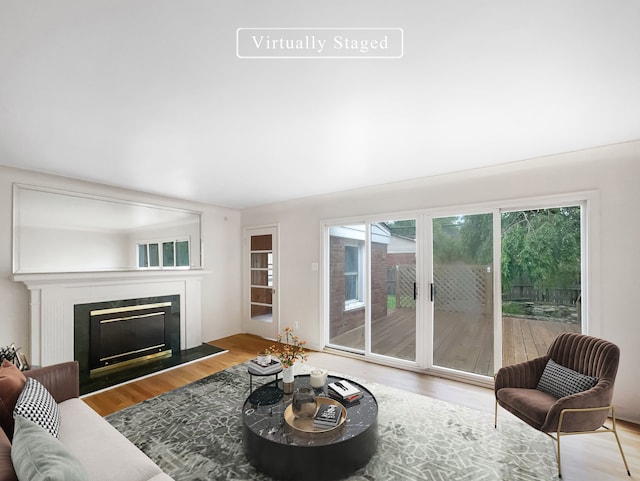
[501,206,582,366]
[245,226,279,340]
[371,220,416,361]
[327,220,417,362]
[328,224,366,352]
[431,213,494,376]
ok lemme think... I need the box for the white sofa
[1,361,173,481]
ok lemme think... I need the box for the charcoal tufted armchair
[494,332,630,478]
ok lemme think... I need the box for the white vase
[282,365,295,393]
[282,365,295,382]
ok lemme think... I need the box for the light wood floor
[84,334,639,481]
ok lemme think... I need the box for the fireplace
[13,270,205,370]
[75,295,181,378]
[89,301,173,374]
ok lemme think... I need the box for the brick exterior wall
[329,235,350,337]
[371,242,388,322]
[329,235,388,338]
[387,253,415,267]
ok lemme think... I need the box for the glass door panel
[250,239,273,322]
[246,229,278,339]
[432,214,494,376]
[371,220,416,361]
[501,206,582,366]
[328,224,366,352]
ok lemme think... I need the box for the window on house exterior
[328,224,367,353]
[138,238,190,269]
[345,245,360,303]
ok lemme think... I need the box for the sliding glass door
[325,216,490,373]
[501,206,582,366]
[371,220,416,361]
[431,214,494,377]
[324,196,587,384]
[327,220,417,362]
[328,224,366,352]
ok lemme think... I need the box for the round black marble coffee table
[242,374,378,481]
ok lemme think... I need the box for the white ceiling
[1,1,639,209]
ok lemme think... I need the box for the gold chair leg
[611,407,632,476]
[556,431,562,478]
[496,403,631,478]
[554,406,632,478]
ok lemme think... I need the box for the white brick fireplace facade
[13,270,205,366]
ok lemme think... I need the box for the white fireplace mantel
[13,270,208,366]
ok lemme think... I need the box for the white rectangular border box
[236,27,404,59]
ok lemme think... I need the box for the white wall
[0,165,243,357]
[20,226,129,272]
[2,143,638,422]
[241,141,640,423]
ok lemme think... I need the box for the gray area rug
[106,363,557,481]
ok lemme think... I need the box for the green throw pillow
[10,415,89,481]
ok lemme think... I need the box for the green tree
[501,207,581,293]
[433,208,581,294]
[384,220,416,238]
[433,214,493,265]
[432,216,464,263]
[459,214,493,264]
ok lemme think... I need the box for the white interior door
[245,226,279,340]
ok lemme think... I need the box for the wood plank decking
[330,307,580,376]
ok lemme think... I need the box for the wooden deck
[330,308,580,376]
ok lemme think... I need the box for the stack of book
[248,358,282,375]
[313,403,342,429]
[327,380,363,403]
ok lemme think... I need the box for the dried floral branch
[267,326,308,368]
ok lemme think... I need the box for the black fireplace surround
[74,295,181,381]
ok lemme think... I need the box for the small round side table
[248,365,282,392]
